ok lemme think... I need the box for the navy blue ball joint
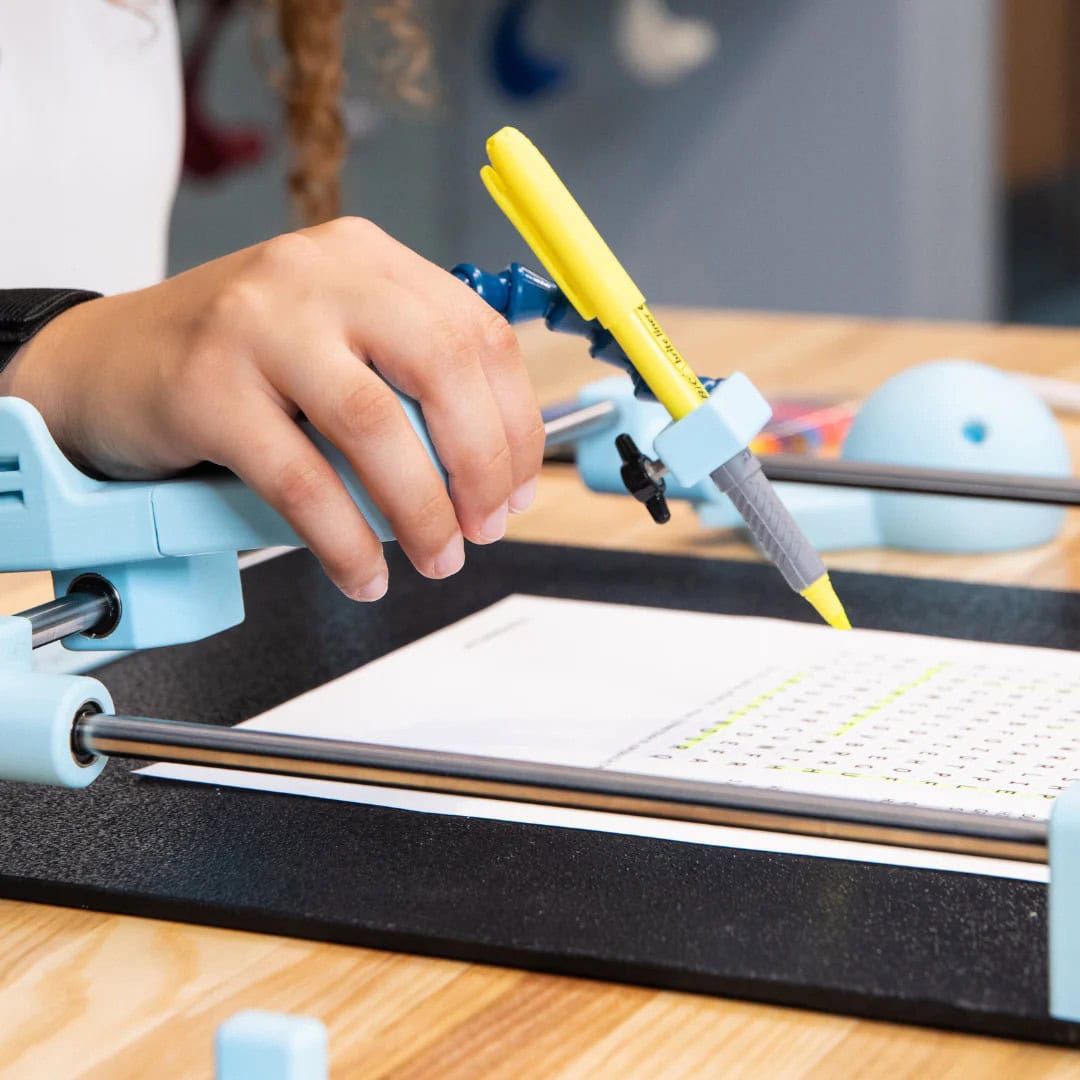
[451,262,723,403]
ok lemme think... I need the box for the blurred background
[173,0,1080,325]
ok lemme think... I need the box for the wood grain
[0,572,52,616]
[4,309,1080,1077]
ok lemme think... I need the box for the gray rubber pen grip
[710,449,827,593]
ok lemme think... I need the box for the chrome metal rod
[76,712,1046,863]
[760,454,1080,506]
[24,591,114,649]
[542,400,618,449]
[541,400,1080,509]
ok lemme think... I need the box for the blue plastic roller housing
[0,393,443,651]
[0,615,110,786]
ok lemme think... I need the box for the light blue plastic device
[578,360,1072,554]
[3,293,1079,1023]
[0,392,442,651]
[0,388,443,792]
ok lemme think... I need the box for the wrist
[0,289,102,372]
[0,291,103,425]
[0,299,100,467]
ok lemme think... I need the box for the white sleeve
[0,0,183,294]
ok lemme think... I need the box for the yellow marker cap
[482,127,708,420]
[801,574,851,631]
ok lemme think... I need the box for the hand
[0,219,544,600]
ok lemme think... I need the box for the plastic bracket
[652,373,772,487]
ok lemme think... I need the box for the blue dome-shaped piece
[843,359,1071,552]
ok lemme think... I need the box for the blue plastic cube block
[215,1010,328,1080]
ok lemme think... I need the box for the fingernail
[509,477,537,515]
[432,534,465,578]
[350,567,388,602]
[478,502,508,543]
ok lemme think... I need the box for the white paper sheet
[143,595,1080,882]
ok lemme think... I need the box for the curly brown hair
[276,0,432,227]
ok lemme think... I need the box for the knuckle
[255,231,320,276]
[327,215,385,246]
[274,455,332,513]
[402,486,454,541]
[485,438,514,478]
[336,383,402,442]
[431,318,480,379]
[476,308,520,362]
[194,280,265,344]
[458,436,512,485]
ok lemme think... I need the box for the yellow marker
[802,576,851,631]
[481,127,850,630]
[482,128,706,420]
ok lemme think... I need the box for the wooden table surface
[4,310,1080,1078]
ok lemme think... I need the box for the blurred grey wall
[170,0,998,320]
[168,2,450,273]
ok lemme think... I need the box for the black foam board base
[1,543,1077,1044]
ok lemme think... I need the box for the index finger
[319,223,545,513]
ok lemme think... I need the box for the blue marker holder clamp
[578,378,756,507]
[452,263,764,510]
[652,373,771,487]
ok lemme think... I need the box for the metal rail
[24,577,120,649]
[759,454,1080,505]
[542,401,1080,506]
[75,712,1047,863]
[542,400,618,448]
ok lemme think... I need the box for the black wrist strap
[0,288,103,374]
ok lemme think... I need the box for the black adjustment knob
[615,433,671,524]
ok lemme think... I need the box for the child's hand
[0,219,544,600]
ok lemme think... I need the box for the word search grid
[145,595,1080,829]
[612,649,1080,820]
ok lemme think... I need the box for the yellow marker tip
[801,574,851,631]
